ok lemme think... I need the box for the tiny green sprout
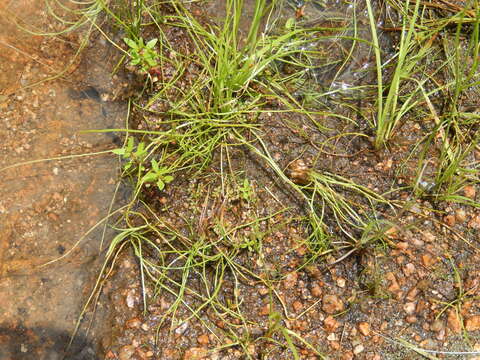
[112,137,148,172]
[285,17,296,30]
[238,178,254,202]
[141,159,174,190]
[123,37,159,72]
[111,136,134,157]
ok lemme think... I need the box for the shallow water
[0,1,125,358]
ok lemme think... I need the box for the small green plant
[141,159,174,190]
[112,137,147,172]
[123,37,159,72]
[238,178,254,203]
[112,137,174,191]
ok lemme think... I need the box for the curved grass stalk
[0,149,115,174]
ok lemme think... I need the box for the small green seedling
[123,37,159,72]
[238,178,254,202]
[112,137,148,172]
[141,159,174,190]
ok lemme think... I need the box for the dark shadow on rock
[0,325,98,360]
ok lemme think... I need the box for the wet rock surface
[0,0,126,358]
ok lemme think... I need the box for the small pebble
[125,318,141,329]
[283,272,298,289]
[292,300,303,312]
[259,304,270,316]
[405,315,417,323]
[175,321,189,335]
[183,347,207,360]
[406,287,419,301]
[455,208,467,223]
[118,345,135,360]
[447,309,461,334]
[358,322,370,336]
[386,272,400,293]
[403,263,415,277]
[322,294,344,314]
[464,185,476,199]
[417,279,430,291]
[197,334,209,345]
[324,316,339,332]
[421,254,435,268]
[466,315,480,331]
[326,333,337,341]
[468,214,480,229]
[411,238,425,247]
[353,344,364,355]
[423,231,435,242]
[311,284,322,297]
[125,292,135,308]
[443,214,455,227]
[329,341,340,350]
[431,319,444,332]
[258,287,269,296]
[403,302,416,314]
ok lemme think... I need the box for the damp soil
[2,1,480,360]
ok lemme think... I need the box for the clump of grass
[302,169,393,263]
[366,0,434,149]
[387,0,480,206]
[109,0,318,182]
